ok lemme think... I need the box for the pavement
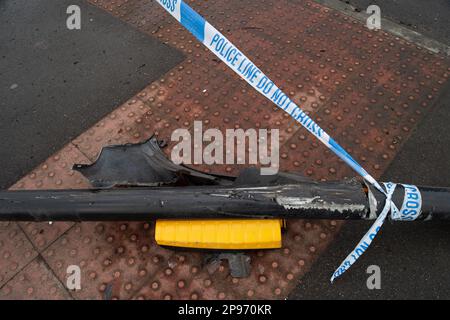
[0,0,184,189]
[0,0,449,299]
[338,0,450,45]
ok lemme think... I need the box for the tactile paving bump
[10,143,92,251]
[3,0,447,299]
[0,222,38,288]
[43,221,175,299]
[0,257,71,300]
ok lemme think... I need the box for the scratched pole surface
[0,0,449,299]
[2,182,450,221]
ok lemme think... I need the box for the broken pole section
[0,180,449,221]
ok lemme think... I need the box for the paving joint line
[2,141,86,296]
[21,221,75,298]
[38,253,75,300]
[128,251,179,300]
[70,140,97,163]
[0,221,73,299]
[0,222,35,291]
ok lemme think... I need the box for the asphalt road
[338,0,450,45]
[0,0,184,189]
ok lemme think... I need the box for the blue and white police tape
[156,0,383,191]
[155,0,419,281]
[330,183,422,282]
[394,184,422,221]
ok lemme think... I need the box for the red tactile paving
[42,221,174,300]
[72,98,158,161]
[10,143,92,251]
[1,0,448,299]
[0,222,38,288]
[0,257,71,300]
[0,144,91,298]
[133,252,207,300]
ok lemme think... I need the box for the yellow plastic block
[155,219,283,249]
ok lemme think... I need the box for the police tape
[155,0,420,281]
[331,183,422,282]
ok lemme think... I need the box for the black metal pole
[369,184,450,220]
[0,180,368,221]
[0,180,449,221]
